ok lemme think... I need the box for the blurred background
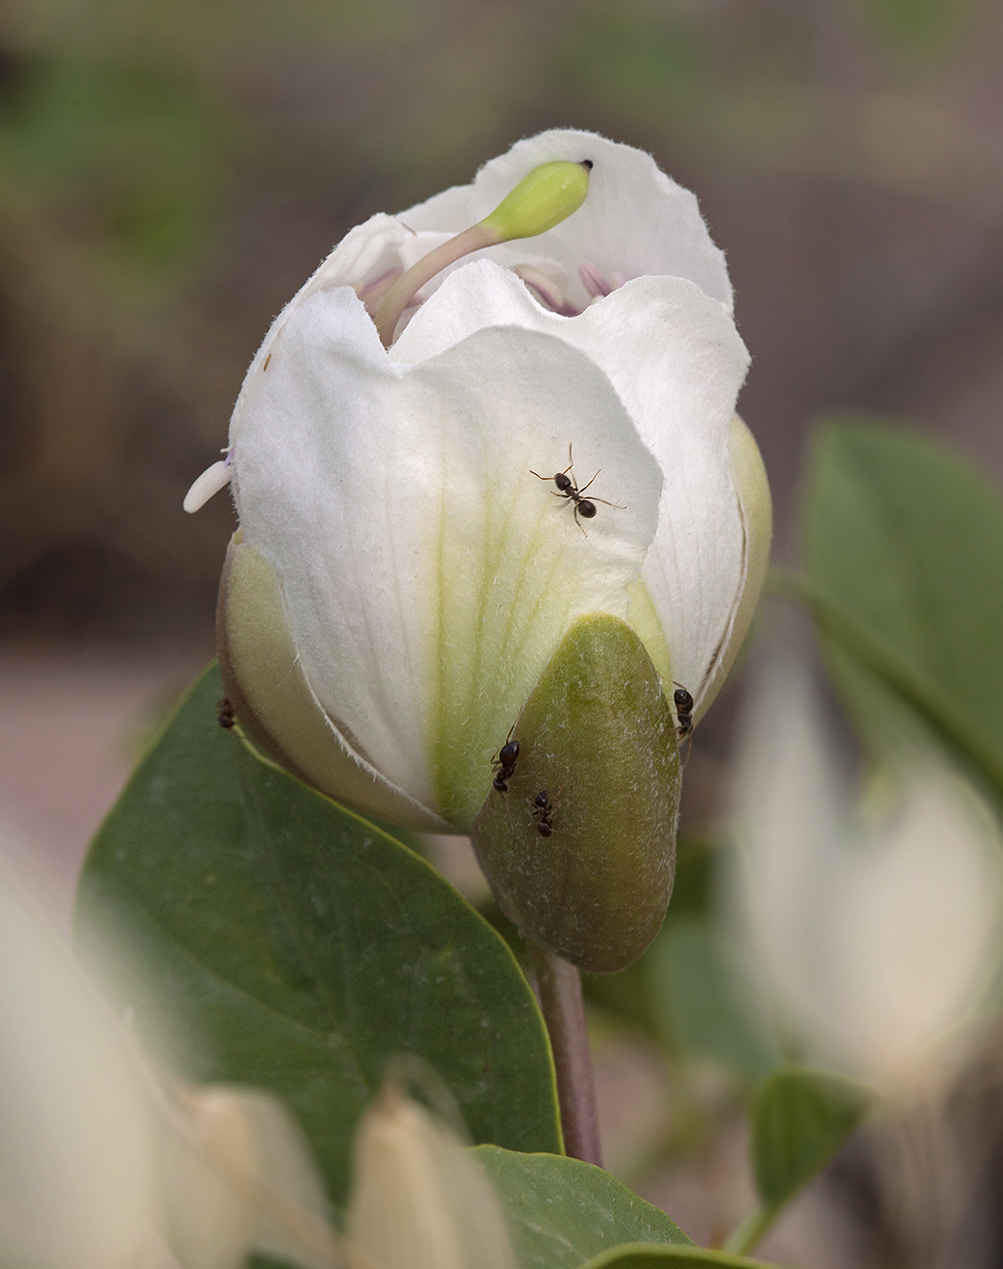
[3,0,1003,1263]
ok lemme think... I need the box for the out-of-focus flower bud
[0,867,337,1269]
[729,657,1002,1089]
[0,871,158,1269]
[346,1077,517,1269]
[162,1084,336,1269]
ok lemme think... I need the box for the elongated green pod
[471,613,681,973]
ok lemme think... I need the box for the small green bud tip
[479,160,592,242]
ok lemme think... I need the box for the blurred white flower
[0,870,158,1269]
[0,868,336,1269]
[729,657,1002,1089]
[0,861,523,1269]
[347,1078,518,1269]
[188,128,770,832]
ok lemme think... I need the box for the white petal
[0,872,158,1268]
[839,779,1000,1083]
[401,130,732,316]
[232,287,662,827]
[220,539,452,831]
[227,216,456,446]
[348,1084,518,1269]
[481,129,730,311]
[164,1085,337,1269]
[184,459,232,513]
[394,259,749,700]
[398,183,474,234]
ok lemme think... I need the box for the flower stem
[530,941,602,1166]
[722,1207,772,1257]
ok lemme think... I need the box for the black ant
[673,683,693,742]
[531,789,554,837]
[530,444,624,531]
[216,698,236,729]
[491,730,520,793]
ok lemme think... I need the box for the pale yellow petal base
[218,537,449,832]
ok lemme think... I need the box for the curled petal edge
[695,415,772,723]
[218,537,451,832]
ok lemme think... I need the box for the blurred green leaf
[474,1147,693,1268]
[76,664,561,1216]
[556,2,708,123]
[857,0,970,55]
[0,55,233,291]
[800,418,1003,807]
[724,1067,868,1255]
[584,837,716,1035]
[643,917,776,1080]
[751,1067,868,1208]
[578,1246,779,1269]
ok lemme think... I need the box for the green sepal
[470,612,681,973]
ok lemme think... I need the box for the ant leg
[576,469,601,495]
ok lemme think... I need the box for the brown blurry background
[1,2,1002,1258]
[2,0,1002,915]
[4,0,1003,648]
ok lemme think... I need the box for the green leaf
[801,418,1003,805]
[751,1067,869,1209]
[578,1247,779,1269]
[642,917,776,1080]
[75,664,561,1216]
[723,1067,869,1254]
[473,1146,693,1269]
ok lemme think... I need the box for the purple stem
[530,942,602,1167]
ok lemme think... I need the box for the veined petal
[219,539,452,831]
[394,259,750,703]
[232,287,662,828]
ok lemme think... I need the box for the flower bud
[188,130,772,955]
[164,1084,337,1269]
[346,1080,517,1269]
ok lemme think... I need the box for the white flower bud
[190,129,771,832]
[346,1081,517,1269]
